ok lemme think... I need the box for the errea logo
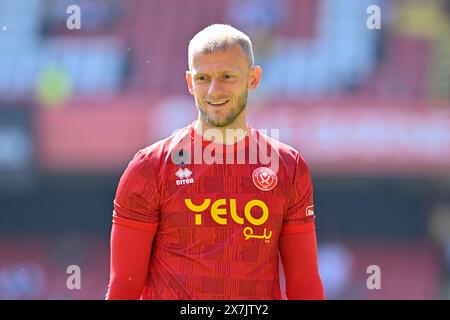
[176,168,194,185]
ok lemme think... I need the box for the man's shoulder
[250,126,305,165]
[134,125,191,165]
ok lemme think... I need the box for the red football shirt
[113,122,316,299]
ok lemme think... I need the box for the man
[106,24,324,300]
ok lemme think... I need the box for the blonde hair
[188,24,254,69]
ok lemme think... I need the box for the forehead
[190,45,249,74]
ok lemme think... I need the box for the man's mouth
[206,99,230,107]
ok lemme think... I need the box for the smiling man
[106,24,324,300]
[186,31,256,134]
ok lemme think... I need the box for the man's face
[186,45,261,128]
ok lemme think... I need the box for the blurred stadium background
[0,0,449,299]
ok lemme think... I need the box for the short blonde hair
[188,24,254,69]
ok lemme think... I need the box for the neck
[194,112,248,145]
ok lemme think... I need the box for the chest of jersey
[157,162,291,247]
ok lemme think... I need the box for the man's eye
[195,75,207,82]
[222,74,233,79]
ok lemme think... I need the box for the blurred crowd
[0,0,448,104]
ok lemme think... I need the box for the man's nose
[207,79,224,96]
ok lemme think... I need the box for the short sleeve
[113,149,161,224]
[282,154,315,234]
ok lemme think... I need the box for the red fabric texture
[279,227,325,300]
[105,215,158,300]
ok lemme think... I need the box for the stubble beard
[196,90,248,128]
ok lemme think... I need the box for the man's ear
[248,66,262,91]
[186,71,195,96]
